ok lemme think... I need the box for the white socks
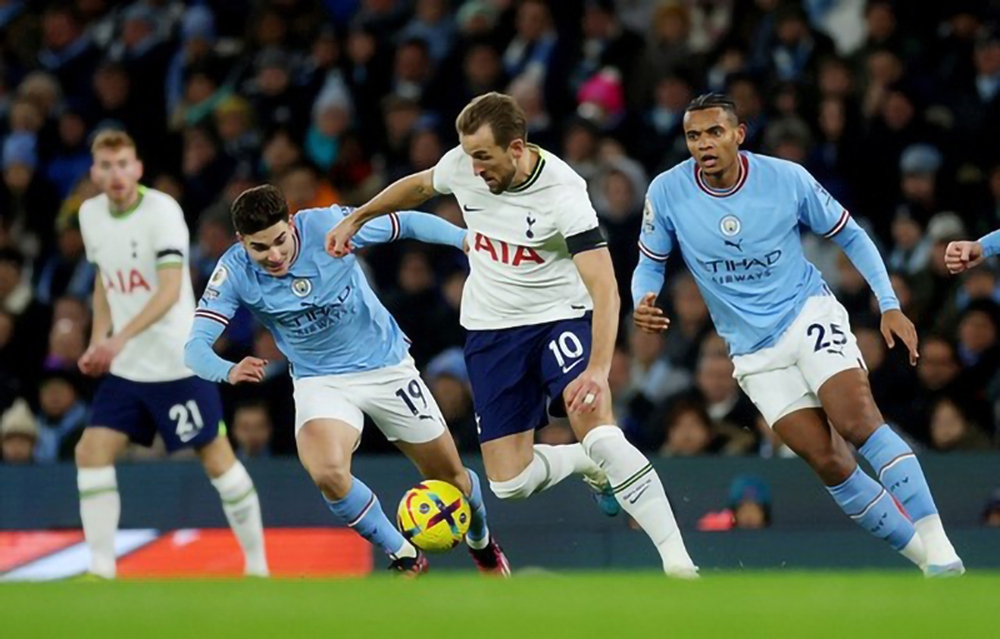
[212,462,269,576]
[915,514,961,567]
[900,534,928,568]
[78,466,121,579]
[490,444,598,499]
[582,426,697,576]
[79,463,268,578]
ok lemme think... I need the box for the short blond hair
[90,129,137,156]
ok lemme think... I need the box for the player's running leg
[567,380,697,577]
[818,370,963,575]
[396,432,510,576]
[468,323,619,516]
[196,436,269,577]
[772,407,928,569]
[297,418,425,574]
[481,432,619,517]
[75,427,129,579]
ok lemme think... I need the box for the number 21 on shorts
[171,400,205,443]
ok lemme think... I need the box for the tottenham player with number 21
[633,94,963,576]
[76,131,268,579]
[329,93,697,577]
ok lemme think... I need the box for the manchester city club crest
[291,278,312,297]
[720,215,741,237]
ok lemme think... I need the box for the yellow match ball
[396,480,471,553]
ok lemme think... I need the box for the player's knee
[831,413,880,447]
[489,468,534,501]
[811,450,855,485]
[75,432,110,468]
[309,463,353,500]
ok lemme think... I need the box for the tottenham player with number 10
[329,93,697,577]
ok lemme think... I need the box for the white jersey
[433,145,600,330]
[79,186,196,382]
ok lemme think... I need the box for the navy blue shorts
[89,375,224,452]
[464,314,592,443]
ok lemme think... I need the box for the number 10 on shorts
[549,331,584,374]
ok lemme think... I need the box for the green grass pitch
[2,571,996,638]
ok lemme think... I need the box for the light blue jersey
[980,228,1000,257]
[185,206,466,381]
[632,151,898,356]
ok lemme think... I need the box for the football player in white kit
[74,130,268,579]
[328,93,696,576]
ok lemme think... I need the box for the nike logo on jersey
[463,204,483,212]
[561,359,584,374]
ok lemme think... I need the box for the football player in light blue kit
[632,94,964,576]
[185,185,508,576]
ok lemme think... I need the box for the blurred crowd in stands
[3,0,1000,465]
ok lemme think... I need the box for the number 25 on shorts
[807,322,847,354]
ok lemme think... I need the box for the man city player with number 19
[185,185,506,576]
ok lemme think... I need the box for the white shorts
[732,294,866,427]
[293,358,447,444]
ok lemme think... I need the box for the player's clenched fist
[944,240,985,275]
[228,357,268,384]
[633,293,670,334]
[326,217,359,258]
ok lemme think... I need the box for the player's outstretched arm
[396,212,467,251]
[944,230,1000,274]
[631,254,670,334]
[327,169,437,257]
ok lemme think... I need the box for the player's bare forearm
[89,276,112,345]
[117,266,183,341]
[350,170,437,226]
[573,249,620,374]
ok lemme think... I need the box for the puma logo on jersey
[474,233,545,266]
[104,269,151,294]
[724,238,743,251]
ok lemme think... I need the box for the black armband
[565,227,608,255]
